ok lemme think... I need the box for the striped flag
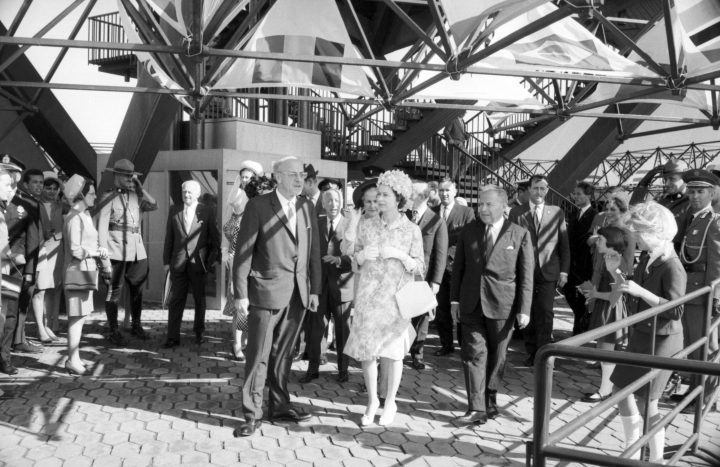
[479,3,657,77]
[213,0,374,97]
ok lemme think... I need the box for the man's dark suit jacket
[318,216,353,303]
[567,205,597,283]
[3,193,40,276]
[508,203,570,282]
[233,191,322,310]
[415,208,448,285]
[163,203,220,273]
[450,219,534,323]
[433,203,475,274]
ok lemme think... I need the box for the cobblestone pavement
[0,304,718,466]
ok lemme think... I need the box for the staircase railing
[87,12,132,64]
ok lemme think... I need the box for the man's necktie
[442,207,447,221]
[328,220,335,239]
[534,206,541,233]
[484,226,494,261]
[412,210,419,223]
[184,207,191,231]
[287,200,296,236]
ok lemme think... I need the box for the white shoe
[379,401,397,426]
[360,398,380,427]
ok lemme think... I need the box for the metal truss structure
[3,0,720,191]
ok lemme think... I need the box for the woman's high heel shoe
[379,400,397,426]
[360,398,380,427]
[65,361,86,376]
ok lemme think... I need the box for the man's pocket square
[505,245,514,250]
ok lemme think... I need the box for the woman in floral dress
[222,161,264,361]
[344,170,424,427]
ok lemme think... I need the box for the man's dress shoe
[195,333,205,344]
[163,339,180,348]
[337,371,349,383]
[131,325,147,340]
[411,359,426,370]
[433,348,453,357]
[233,419,262,437]
[456,411,488,425]
[0,361,18,375]
[299,371,319,383]
[270,409,311,423]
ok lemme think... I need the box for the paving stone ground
[0,302,718,466]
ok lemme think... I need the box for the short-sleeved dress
[64,209,99,317]
[36,201,64,290]
[344,214,424,361]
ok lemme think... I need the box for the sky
[0,0,135,145]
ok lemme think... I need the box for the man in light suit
[451,185,533,424]
[300,188,353,383]
[564,181,597,335]
[163,180,220,347]
[508,174,570,366]
[409,182,448,370]
[433,178,475,356]
[232,156,321,437]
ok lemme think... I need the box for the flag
[213,0,374,97]
[579,15,711,114]
[440,0,549,52]
[479,3,657,78]
[676,0,720,78]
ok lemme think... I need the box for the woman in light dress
[344,170,424,427]
[63,175,110,375]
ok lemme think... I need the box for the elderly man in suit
[564,181,597,335]
[433,178,476,356]
[300,187,353,383]
[508,174,570,366]
[409,182,448,370]
[163,180,220,347]
[232,156,321,437]
[451,185,533,424]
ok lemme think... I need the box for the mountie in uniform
[97,159,158,345]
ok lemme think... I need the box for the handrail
[531,279,720,467]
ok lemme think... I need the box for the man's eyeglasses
[280,172,307,180]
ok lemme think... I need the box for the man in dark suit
[163,180,220,347]
[232,156,321,437]
[300,188,353,383]
[409,182,447,369]
[451,185,533,424]
[508,174,570,366]
[564,181,597,335]
[433,178,475,356]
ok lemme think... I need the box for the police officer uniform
[678,169,720,401]
[97,159,157,344]
[657,160,690,251]
[0,156,41,374]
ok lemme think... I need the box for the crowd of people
[0,153,718,462]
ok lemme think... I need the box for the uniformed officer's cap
[662,159,689,176]
[682,169,720,188]
[0,154,24,172]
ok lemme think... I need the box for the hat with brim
[352,178,378,207]
[662,159,689,176]
[105,158,141,176]
[238,160,264,177]
[43,171,61,186]
[682,169,720,188]
[63,174,86,201]
[0,154,24,172]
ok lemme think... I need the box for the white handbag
[395,279,437,320]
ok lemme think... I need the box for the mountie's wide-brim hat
[105,158,141,176]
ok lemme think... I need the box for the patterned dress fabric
[222,213,248,331]
[344,215,424,361]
